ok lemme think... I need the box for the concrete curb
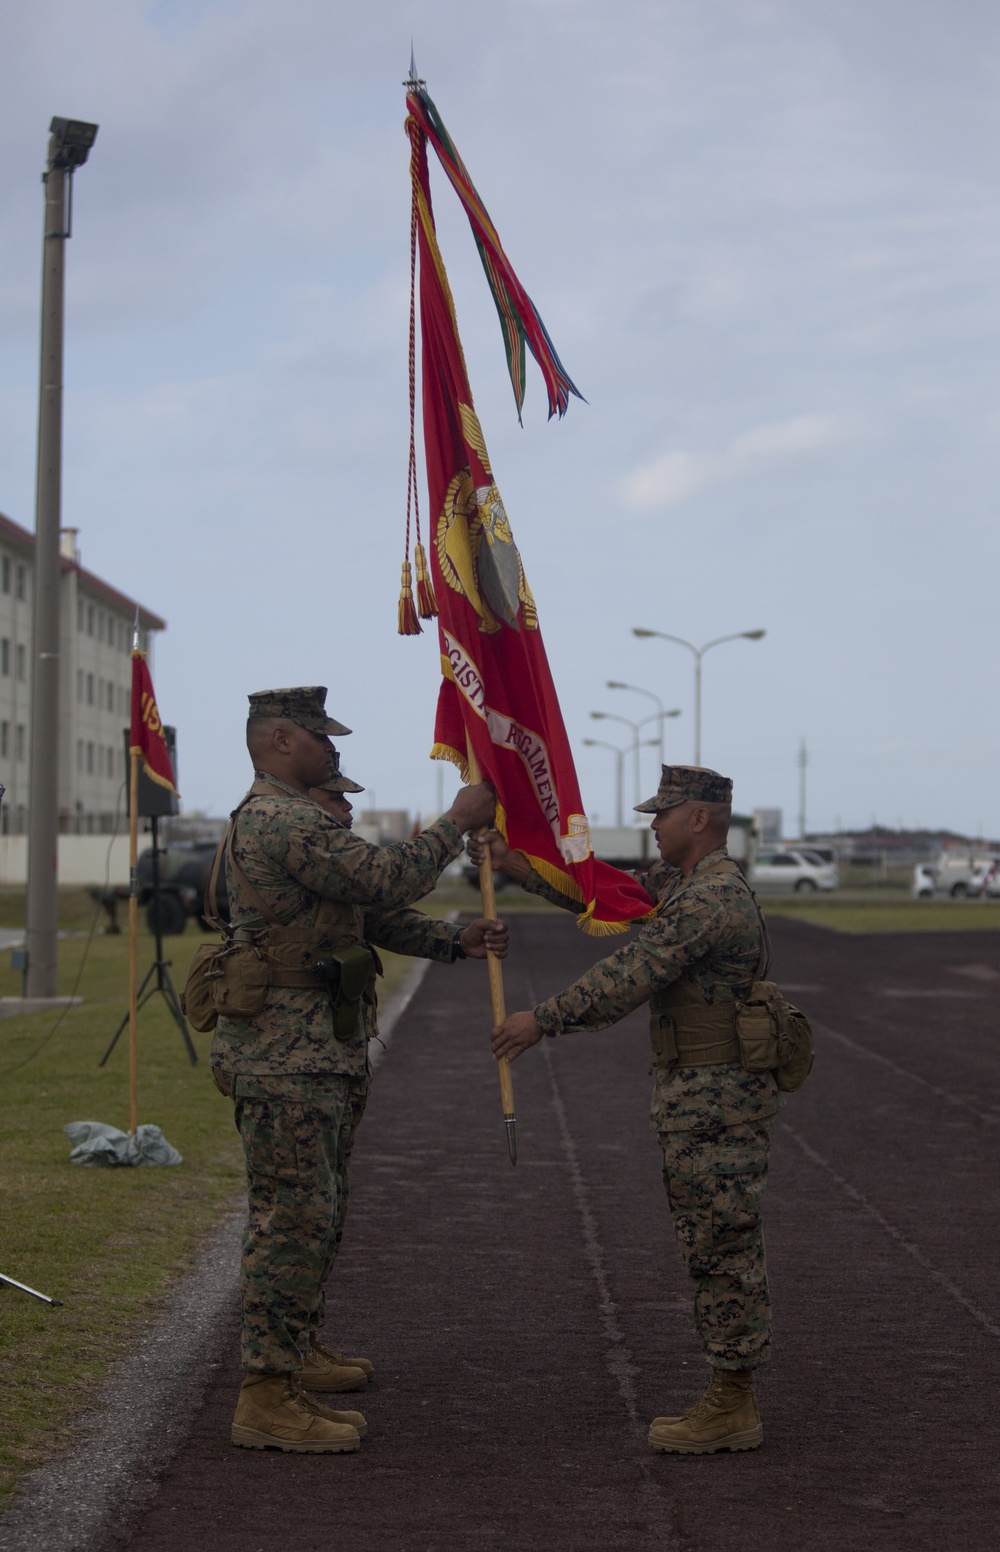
[0,958,434,1552]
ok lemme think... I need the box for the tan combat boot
[232,1373,361,1452]
[298,1333,371,1392]
[300,1389,369,1439]
[648,1368,763,1454]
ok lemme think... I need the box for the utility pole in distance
[798,737,808,840]
[25,117,98,997]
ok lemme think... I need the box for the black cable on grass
[0,779,127,1078]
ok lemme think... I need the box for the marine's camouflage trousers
[657,1118,772,1370]
[230,1071,370,1373]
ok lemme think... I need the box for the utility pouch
[735,979,814,1092]
[181,939,270,1029]
[181,944,224,1032]
[649,1013,679,1066]
[318,945,374,1039]
[210,940,272,1020]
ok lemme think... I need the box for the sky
[2,0,999,836]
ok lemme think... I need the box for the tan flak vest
[183,778,374,1035]
[224,777,369,987]
[648,854,767,1071]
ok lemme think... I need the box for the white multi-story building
[0,510,165,835]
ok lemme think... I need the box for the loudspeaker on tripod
[122,726,180,818]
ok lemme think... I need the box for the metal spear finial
[505,1116,517,1166]
[405,43,425,88]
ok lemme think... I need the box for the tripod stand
[99,815,198,1068]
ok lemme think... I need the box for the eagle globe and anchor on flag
[437,404,538,636]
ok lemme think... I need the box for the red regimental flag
[406,91,652,933]
[130,652,176,794]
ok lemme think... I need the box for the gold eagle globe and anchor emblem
[435,405,538,633]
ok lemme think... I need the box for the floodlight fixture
[49,117,99,171]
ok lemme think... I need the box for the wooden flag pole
[465,740,516,1165]
[127,747,140,1136]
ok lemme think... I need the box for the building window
[77,669,83,702]
[15,566,26,601]
[16,645,25,682]
[106,681,114,711]
[1,640,8,677]
[76,739,83,772]
[16,725,25,762]
[87,603,94,635]
[77,597,84,630]
[1,558,10,594]
[86,673,94,706]
[1,723,8,758]
[86,741,94,774]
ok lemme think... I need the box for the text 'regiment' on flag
[402,82,653,934]
[130,652,176,795]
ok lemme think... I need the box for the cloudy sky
[2,0,999,836]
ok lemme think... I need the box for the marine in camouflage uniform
[486,766,779,1455]
[214,687,502,1454]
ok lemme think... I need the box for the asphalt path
[96,913,1000,1552]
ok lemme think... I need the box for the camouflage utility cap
[247,686,350,737]
[635,765,733,813]
[317,750,364,795]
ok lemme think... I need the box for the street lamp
[632,628,766,766]
[583,738,626,826]
[606,680,681,772]
[25,115,99,999]
[590,709,677,807]
[584,735,658,826]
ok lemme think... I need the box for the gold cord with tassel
[415,541,438,619]
[398,559,421,635]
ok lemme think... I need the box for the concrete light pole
[25,117,98,997]
[632,628,765,767]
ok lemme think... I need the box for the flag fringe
[398,559,421,636]
[576,912,632,938]
[523,854,649,934]
[415,542,438,618]
[430,741,468,783]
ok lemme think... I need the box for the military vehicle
[136,840,227,934]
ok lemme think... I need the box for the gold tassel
[397,559,421,635]
[415,542,438,619]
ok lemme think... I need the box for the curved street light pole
[631,629,766,766]
[606,680,681,771]
[592,708,681,805]
[590,711,641,807]
[583,737,626,826]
